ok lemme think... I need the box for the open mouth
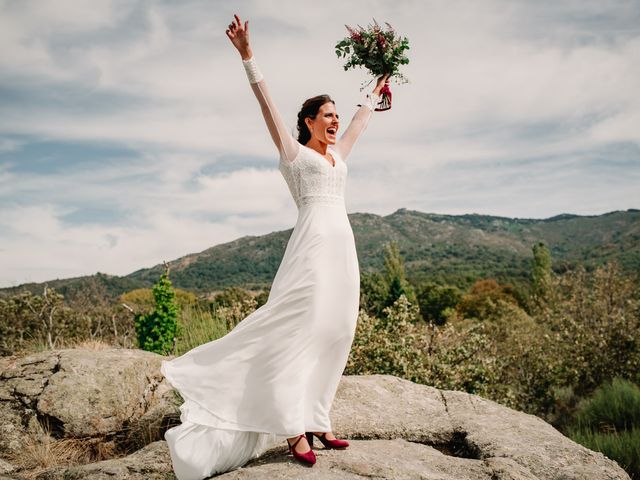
[327,127,337,136]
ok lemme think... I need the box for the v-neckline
[303,144,337,168]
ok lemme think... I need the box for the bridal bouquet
[335,19,410,111]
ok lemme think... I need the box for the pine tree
[382,240,416,308]
[531,241,553,309]
[135,264,179,355]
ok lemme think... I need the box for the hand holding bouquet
[335,19,410,111]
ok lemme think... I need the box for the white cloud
[0,0,639,287]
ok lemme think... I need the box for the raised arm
[242,57,299,162]
[334,74,390,161]
[226,14,299,162]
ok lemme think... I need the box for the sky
[1,0,639,287]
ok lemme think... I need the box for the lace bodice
[279,144,347,208]
[242,55,380,208]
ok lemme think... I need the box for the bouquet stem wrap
[376,83,392,111]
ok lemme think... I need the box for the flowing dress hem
[161,360,311,437]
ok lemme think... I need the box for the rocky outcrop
[0,348,179,458]
[0,349,630,480]
[326,375,628,479]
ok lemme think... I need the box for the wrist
[363,92,380,112]
[242,54,263,83]
[240,47,253,61]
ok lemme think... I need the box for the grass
[8,420,117,479]
[174,303,229,356]
[567,377,640,479]
[569,428,640,478]
[572,377,640,432]
[72,339,115,350]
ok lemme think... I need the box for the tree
[360,270,388,316]
[134,265,179,355]
[416,281,462,325]
[0,286,67,353]
[360,240,418,316]
[382,240,416,308]
[531,241,553,310]
[213,286,253,308]
[456,278,520,320]
[121,287,195,312]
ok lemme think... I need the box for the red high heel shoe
[287,434,316,466]
[306,431,349,449]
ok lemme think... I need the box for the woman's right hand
[372,73,391,96]
[225,14,252,60]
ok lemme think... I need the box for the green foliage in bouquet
[335,18,410,89]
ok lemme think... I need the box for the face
[305,102,340,145]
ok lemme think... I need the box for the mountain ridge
[2,208,638,299]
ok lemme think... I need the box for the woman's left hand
[373,73,391,96]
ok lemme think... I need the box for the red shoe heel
[306,431,349,449]
[287,434,316,466]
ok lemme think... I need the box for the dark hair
[296,94,335,145]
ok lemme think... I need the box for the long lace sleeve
[242,56,299,163]
[334,92,381,161]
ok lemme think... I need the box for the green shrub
[134,269,179,355]
[351,260,640,428]
[568,378,640,479]
[538,263,640,398]
[347,294,427,382]
[478,302,565,415]
[426,321,499,396]
[347,294,499,394]
[572,377,640,433]
[479,262,640,420]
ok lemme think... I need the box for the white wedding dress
[161,56,380,480]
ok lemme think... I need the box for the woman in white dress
[160,14,390,479]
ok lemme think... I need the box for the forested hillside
[2,208,638,300]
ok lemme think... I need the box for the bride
[160,13,389,479]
